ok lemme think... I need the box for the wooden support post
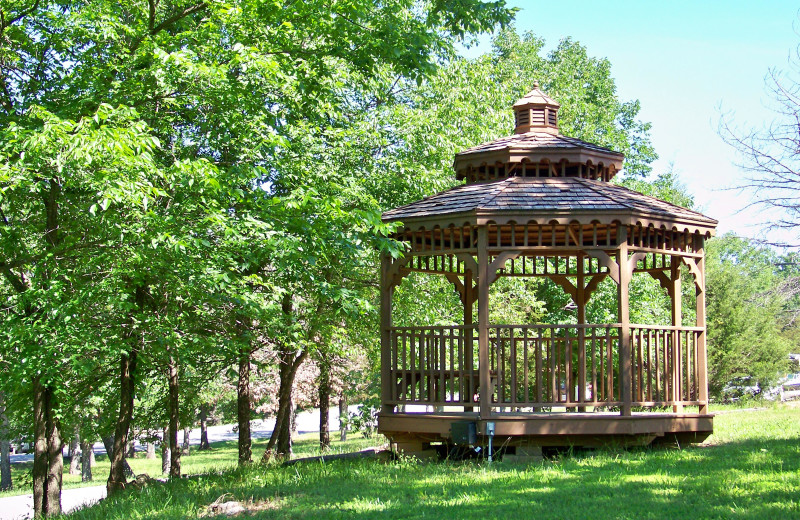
[477,227,491,420]
[695,243,709,415]
[618,227,632,417]
[464,268,474,412]
[670,259,683,412]
[380,253,394,414]
[577,253,587,411]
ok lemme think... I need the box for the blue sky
[464,1,799,245]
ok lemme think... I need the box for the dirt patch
[200,494,282,518]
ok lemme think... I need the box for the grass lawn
[51,404,800,520]
[0,432,379,498]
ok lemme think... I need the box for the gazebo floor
[378,411,713,453]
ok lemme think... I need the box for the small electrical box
[450,421,477,445]
[485,421,496,436]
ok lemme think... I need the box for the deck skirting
[378,411,713,448]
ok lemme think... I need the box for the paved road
[0,408,349,520]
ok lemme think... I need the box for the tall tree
[705,234,794,396]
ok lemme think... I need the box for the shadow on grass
[66,434,799,520]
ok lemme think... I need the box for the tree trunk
[68,428,80,476]
[319,357,331,451]
[146,442,156,459]
[338,393,348,442]
[290,397,297,435]
[0,391,12,491]
[237,344,252,465]
[161,427,170,475]
[182,426,190,455]
[80,439,93,482]
[32,378,48,517]
[44,385,62,517]
[107,347,138,495]
[199,404,210,450]
[262,348,307,461]
[89,448,95,467]
[168,355,181,478]
[101,435,131,477]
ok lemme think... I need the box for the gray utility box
[450,421,477,445]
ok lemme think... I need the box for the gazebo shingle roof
[456,131,622,158]
[382,177,718,228]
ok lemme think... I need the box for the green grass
[53,405,800,520]
[0,431,378,498]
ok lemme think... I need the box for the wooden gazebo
[377,84,718,457]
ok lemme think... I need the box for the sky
[463,1,800,246]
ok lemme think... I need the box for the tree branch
[0,0,41,32]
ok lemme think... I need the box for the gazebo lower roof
[382,177,718,232]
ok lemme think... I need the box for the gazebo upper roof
[382,177,718,233]
[453,84,624,181]
[383,84,717,235]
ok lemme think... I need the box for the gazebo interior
[377,84,718,458]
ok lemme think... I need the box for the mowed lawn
[51,404,800,520]
[0,432,379,497]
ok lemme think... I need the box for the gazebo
[377,84,718,457]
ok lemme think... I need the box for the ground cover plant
[55,405,800,520]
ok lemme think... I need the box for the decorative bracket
[444,272,478,305]
[384,255,412,290]
[487,250,523,285]
[681,257,704,290]
[455,253,479,275]
[584,273,608,302]
[586,250,620,284]
[649,270,673,296]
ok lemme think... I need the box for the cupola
[513,81,560,134]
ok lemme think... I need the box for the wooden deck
[378,411,713,449]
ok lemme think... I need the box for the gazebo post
[464,267,475,412]
[380,253,394,414]
[477,226,491,420]
[696,241,709,415]
[577,253,587,411]
[617,226,632,417]
[670,258,683,413]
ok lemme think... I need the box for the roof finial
[513,83,560,134]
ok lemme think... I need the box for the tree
[705,234,794,397]
[719,45,800,248]
[2,0,515,508]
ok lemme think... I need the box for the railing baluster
[511,331,518,406]
[566,327,572,404]
[536,328,543,406]
[523,327,530,404]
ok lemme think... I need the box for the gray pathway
[0,408,349,520]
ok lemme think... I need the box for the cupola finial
[513,83,559,135]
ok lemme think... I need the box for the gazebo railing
[387,324,705,411]
[491,324,622,408]
[389,325,479,406]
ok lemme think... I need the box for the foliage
[1,0,517,485]
[706,234,795,397]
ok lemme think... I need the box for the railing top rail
[389,324,704,332]
[390,325,475,332]
[629,324,705,332]
[488,323,622,330]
